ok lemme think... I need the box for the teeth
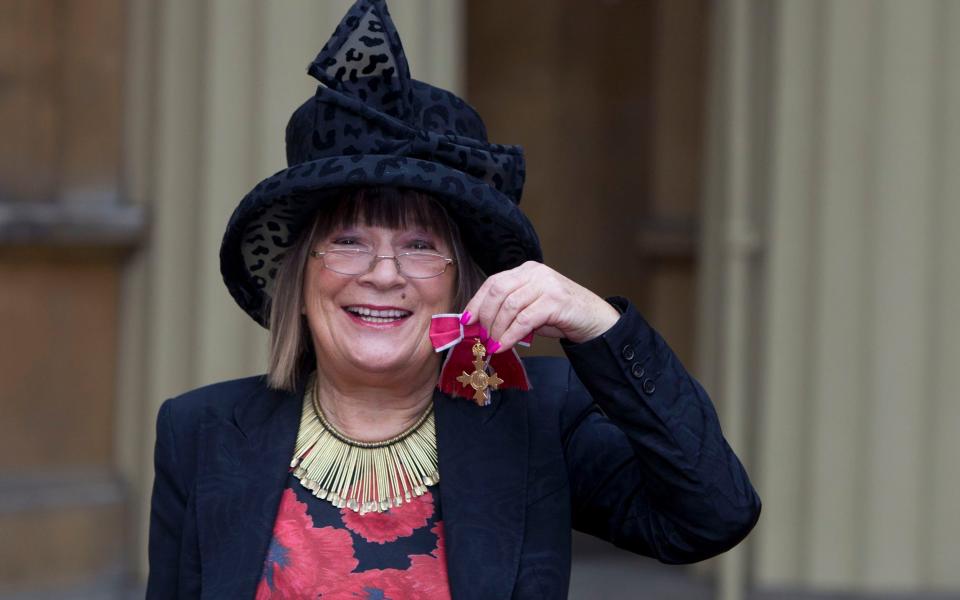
[357,315,399,323]
[345,306,411,319]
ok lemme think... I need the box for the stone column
[702,0,960,595]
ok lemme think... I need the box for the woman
[147,1,761,598]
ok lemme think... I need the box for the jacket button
[642,378,656,394]
[630,363,644,379]
[621,344,635,361]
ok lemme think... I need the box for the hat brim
[220,154,543,327]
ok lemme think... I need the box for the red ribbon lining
[429,314,532,402]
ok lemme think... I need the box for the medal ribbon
[429,313,532,402]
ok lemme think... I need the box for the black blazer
[147,297,761,599]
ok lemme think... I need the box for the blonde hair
[266,187,486,391]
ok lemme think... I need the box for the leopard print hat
[219,0,542,327]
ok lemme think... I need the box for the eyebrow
[325,228,441,244]
[339,227,435,236]
[401,230,436,239]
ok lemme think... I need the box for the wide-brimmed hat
[219,0,542,327]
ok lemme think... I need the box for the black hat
[219,0,542,327]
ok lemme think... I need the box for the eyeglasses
[310,248,455,279]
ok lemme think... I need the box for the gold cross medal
[456,338,503,406]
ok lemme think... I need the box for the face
[303,224,456,382]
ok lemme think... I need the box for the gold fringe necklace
[290,375,439,514]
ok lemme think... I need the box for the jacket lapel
[437,389,529,600]
[196,379,302,599]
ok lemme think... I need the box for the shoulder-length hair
[266,187,487,392]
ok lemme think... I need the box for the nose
[356,254,405,288]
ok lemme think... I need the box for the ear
[307,0,413,120]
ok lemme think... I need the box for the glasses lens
[397,252,448,278]
[322,249,372,275]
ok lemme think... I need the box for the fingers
[495,296,553,353]
[461,263,531,332]
[462,262,554,353]
[460,261,615,350]
[487,282,539,346]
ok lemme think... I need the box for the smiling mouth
[343,305,412,325]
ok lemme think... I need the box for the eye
[407,238,437,251]
[331,236,362,247]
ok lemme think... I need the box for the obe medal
[456,338,503,406]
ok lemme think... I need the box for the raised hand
[461,261,620,354]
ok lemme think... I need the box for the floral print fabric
[255,473,450,599]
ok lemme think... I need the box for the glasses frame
[310,248,455,279]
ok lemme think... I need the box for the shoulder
[159,374,271,427]
[153,375,275,484]
[519,355,593,424]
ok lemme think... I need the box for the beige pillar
[697,1,769,598]
[120,0,464,580]
[703,0,960,595]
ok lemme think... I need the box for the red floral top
[255,473,451,599]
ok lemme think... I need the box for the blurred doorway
[466,0,712,596]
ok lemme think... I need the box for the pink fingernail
[460,311,471,325]
[480,326,489,340]
[488,340,501,353]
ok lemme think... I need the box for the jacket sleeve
[558,296,761,564]
[146,399,187,598]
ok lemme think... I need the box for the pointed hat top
[307,0,414,121]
